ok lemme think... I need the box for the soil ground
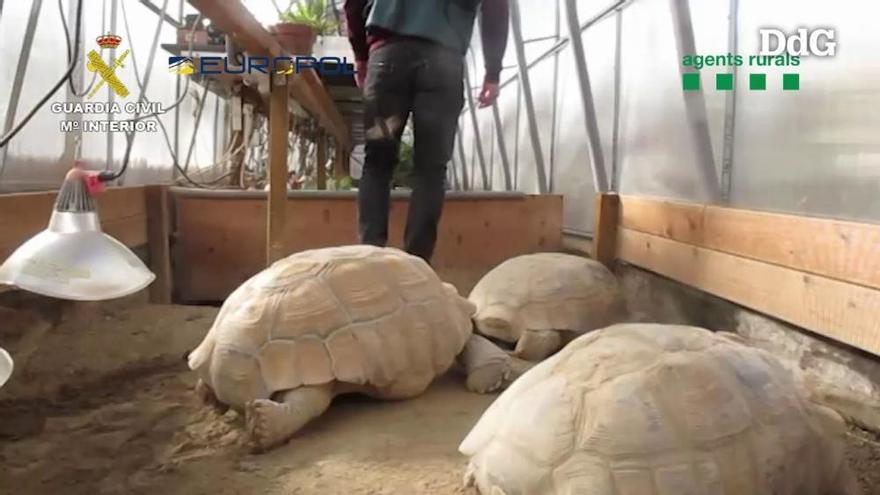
[0,297,877,494]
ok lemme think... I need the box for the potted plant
[272,0,339,56]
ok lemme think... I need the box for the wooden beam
[592,192,620,266]
[617,228,880,356]
[145,185,172,304]
[267,72,290,264]
[316,129,327,190]
[619,195,880,291]
[289,70,352,151]
[334,144,347,180]
[187,0,282,57]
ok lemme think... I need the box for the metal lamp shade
[0,209,155,301]
[0,347,12,388]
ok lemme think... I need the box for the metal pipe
[455,122,470,190]
[489,0,630,95]
[462,63,489,189]
[490,102,513,190]
[0,0,44,180]
[212,93,220,163]
[63,0,85,164]
[610,9,623,191]
[669,0,721,202]
[564,0,609,193]
[549,1,561,192]
[449,155,461,190]
[106,0,118,170]
[509,0,548,193]
[172,0,183,181]
[137,0,181,27]
[720,0,739,204]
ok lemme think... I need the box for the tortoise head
[473,304,523,344]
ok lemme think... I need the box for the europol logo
[86,33,130,99]
[168,56,195,75]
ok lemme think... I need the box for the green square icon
[682,73,700,91]
[783,73,800,90]
[749,73,767,90]
[716,73,733,91]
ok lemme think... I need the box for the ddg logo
[168,56,355,76]
[759,28,837,57]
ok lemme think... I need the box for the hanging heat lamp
[0,346,12,388]
[0,163,155,301]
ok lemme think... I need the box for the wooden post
[334,142,347,180]
[267,71,289,265]
[592,192,620,267]
[145,185,172,304]
[316,129,327,190]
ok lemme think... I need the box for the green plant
[338,175,354,190]
[280,0,338,36]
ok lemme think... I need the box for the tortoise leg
[245,383,334,453]
[459,334,533,393]
[195,379,229,414]
[513,330,563,361]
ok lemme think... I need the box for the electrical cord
[0,0,84,149]
[114,2,229,189]
[101,0,170,183]
[58,0,103,98]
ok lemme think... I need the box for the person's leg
[358,43,414,247]
[405,44,465,263]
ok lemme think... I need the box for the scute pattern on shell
[460,323,850,495]
[469,253,624,342]
[188,246,474,408]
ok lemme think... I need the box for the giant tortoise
[189,245,523,452]
[460,323,858,495]
[469,253,625,361]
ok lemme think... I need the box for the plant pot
[270,22,316,56]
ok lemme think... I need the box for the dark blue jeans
[357,38,465,263]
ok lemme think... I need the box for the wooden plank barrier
[172,189,563,301]
[593,193,880,356]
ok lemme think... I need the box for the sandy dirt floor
[0,296,878,494]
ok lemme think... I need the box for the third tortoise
[460,323,859,495]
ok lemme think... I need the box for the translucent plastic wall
[0,0,227,191]
[457,0,880,234]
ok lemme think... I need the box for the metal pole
[549,0,561,192]
[212,93,220,163]
[173,0,183,181]
[669,0,722,202]
[720,0,739,204]
[490,102,513,190]
[63,0,85,164]
[610,10,623,191]
[106,0,118,170]
[563,0,609,193]
[449,156,461,190]
[0,0,44,180]
[137,0,181,27]
[462,63,489,189]
[455,123,470,190]
[509,0,548,193]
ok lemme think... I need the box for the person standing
[344,0,510,263]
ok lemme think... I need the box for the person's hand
[477,81,500,108]
[355,60,368,89]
